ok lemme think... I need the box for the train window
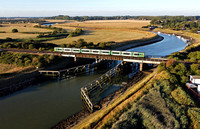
[64,48,71,52]
[82,50,90,52]
[123,52,131,55]
[102,51,109,54]
[92,50,99,53]
[73,49,80,53]
[112,52,120,54]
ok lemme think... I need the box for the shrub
[171,87,195,106]
[12,28,18,33]
[187,108,200,129]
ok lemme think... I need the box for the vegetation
[0,52,61,68]
[97,60,200,129]
[46,15,200,22]
[12,28,18,33]
[150,16,200,32]
[0,18,45,24]
[0,40,57,50]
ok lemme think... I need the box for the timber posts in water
[80,62,123,112]
[38,60,107,80]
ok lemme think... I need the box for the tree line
[46,15,200,22]
[0,52,62,68]
[150,16,200,32]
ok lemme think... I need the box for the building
[190,75,200,85]
[190,75,200,94]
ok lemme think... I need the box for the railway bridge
[2,48,168,71]
[60,52,168,71]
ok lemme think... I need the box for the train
[54,47,145,57]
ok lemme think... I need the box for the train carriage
[72,48,81,53]
[91,49,101,54]
[81,49,91,54]
[121,51,132,56]
[54,47,145,58]
[64,48,72,52]
[111,51,122,56]
[101,50,111,55]
[54,47,64,52]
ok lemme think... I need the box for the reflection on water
[128,33,187,56]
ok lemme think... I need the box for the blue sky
[1,0,200,17]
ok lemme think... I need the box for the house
[190,75,200,85]
[190,75,200,94]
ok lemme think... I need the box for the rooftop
[191,75,200,79]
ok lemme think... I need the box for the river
[0,33,187,129]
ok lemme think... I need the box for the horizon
[1,15,200,18]
[1,0,200,17]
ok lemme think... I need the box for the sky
[0,0,200,17]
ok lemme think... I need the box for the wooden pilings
[80,62,122,112]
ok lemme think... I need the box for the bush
[171,87,195,106]
[187,108,200,129]
[12,28,18,33]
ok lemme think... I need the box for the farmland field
[45,20,155,44]
[53,20,150,29]
[46,29,156,44]
[0,23,52,39]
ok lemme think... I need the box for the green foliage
[157,62,166,73]
[0,40,57,50]
[187,108,200,129]
[0,52,60,68]
[171,87,195,106]
[188,51,200,62]
[190,64,200,75]
[67,28,83,38]
[150,16,200,30]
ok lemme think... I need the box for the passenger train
[54,47,145,57]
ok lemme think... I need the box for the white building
[190,75,200,85]
[190,75,200,94]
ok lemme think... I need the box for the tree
[28,44,35,49]
[190,64,199,74]
[12,28,18,33]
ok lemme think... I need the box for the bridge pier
[74,57,77,62]
[140,63,148,71]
